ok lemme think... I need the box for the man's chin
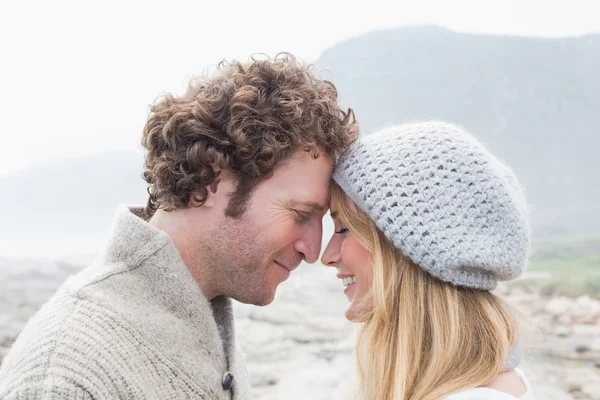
[233,289,277,306]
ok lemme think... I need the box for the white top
[444,368,535,400]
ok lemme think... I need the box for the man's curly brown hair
[142,53,358,218]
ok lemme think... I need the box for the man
[0,54,358,399]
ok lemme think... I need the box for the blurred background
[1,0,599,398]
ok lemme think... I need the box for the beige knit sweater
[0,206,251,399]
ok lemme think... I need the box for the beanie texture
[333,121,531,290]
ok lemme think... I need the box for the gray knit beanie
[333,121,531,290]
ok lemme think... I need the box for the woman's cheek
[341,235,372,280]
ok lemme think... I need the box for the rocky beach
[1,258,599,399]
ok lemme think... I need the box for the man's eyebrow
[290,200,327,213]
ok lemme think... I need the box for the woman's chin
[345,304,360,321]
[345,297,372,322]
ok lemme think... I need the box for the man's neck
[149,209,219,300]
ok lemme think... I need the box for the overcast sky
[1,0,599,176]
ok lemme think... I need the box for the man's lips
[274,260,295,272]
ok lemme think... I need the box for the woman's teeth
[343,276,356,287]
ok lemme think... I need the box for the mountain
[0,150,148,258]
[0,149,337,259]
[317,25,600,235]
[1,27,598,259]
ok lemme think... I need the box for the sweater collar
[103,205,171,267]
[96,206,239,381]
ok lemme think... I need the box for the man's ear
[200,176,221,208]
[197,166,237,209]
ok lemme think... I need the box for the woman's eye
[335,227,349,235]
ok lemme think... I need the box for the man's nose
[295,225,323,264]
[295,238,322,264]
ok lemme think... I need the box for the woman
[322,122,535,399]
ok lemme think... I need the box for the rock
[554,325,573,338]
[494,282,511,296]
[566,368,600,399]
[534,385,574,400]
[572,325,600,336]
[567,379,582,393]
[559,313,573,325]
[531,314,554,334]
[575,296,600,312]
[546,297,575,316]
[573,315,599,325]
[572,296,600,326]
[592,338,600,353]
[580,384,600,399]
[273,356,344,400]
[576,345,591,354]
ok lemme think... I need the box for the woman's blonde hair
[330,183,519,400]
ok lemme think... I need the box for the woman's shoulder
[444,387,520,400]
[443,369,535,400]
